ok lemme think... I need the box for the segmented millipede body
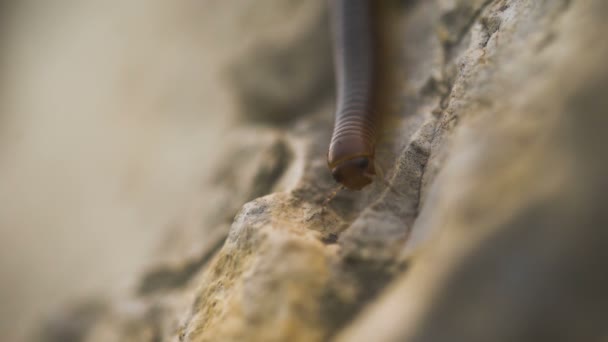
[327,0,378,190]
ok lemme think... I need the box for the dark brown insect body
[327,0,378,190]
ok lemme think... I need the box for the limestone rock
[38,0,608,341]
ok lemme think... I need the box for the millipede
[327,0,379,191]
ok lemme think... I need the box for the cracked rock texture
[38,0,608,341]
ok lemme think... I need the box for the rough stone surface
[37,0,608,341]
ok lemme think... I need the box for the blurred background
[0,1,246,340]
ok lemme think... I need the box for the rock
[227,1,334,124]
[37,0,608,341]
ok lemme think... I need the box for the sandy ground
[0,1,253,340]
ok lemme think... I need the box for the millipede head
[330,156,375,190]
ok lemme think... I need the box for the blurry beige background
[0,1,283,340]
